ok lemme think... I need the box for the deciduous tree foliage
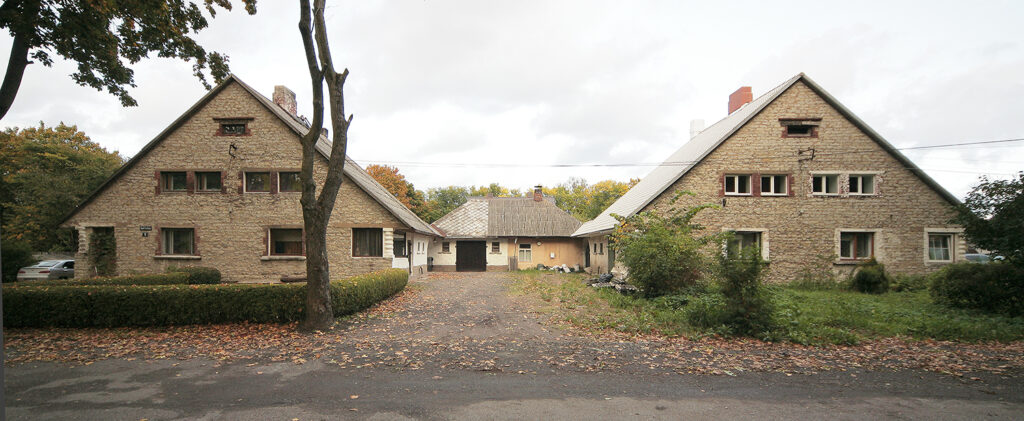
[951,172,1024,264]
[544,177,639,221]
[0,123,124,251]
[0,0,258,120]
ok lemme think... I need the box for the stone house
[62,75,438,283]
[573,73,964,282]
[429,187,586,271]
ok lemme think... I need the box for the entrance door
[456,241,487,272]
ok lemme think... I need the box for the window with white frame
[518,243,532,262]
[812,174,839,195]
[162,228,195,255]
[927,233,953,262]
[849,174,876,195]
[839,231,874,260]
[760,175,788,196]
[727,231,762,257]
[270,228,303,256]
[724,174,751,195]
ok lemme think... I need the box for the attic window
[214,117,253,136]
[780,118,821,138]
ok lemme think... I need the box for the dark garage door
[456,241,487,272]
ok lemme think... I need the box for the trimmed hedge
[3,269,408,327]
[30,273,191,287]
[166,266,221,284]
[930,262,1024,316]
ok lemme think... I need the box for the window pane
[850,176,861,193]
[394,234,407,257]
[862,176,874,194]
[162,172,186,191]
[813,176,822,193]
[827,175,838,194]
[271,229,303,255]
[840,233,853,258]
[164,228,194,255]
[855,233,872,258]
[246,172,270,192]
[928,234,950,260]
[738,175,749,193]
[198,172,221,191]
[519,244,532,262]
[442,242,450,253]
[352,228,382,257]
[280,172,301,192]
[774,175,786,194]
[725,176,735,193]
[761,176,771,193]
[491,242,500,253]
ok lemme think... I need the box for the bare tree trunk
[296,0,353,332]
[0,31,30,121]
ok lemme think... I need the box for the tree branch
[0,31,31,121]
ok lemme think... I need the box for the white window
[927,233,953,262]
[839,231,873,260]
[724,174,751,195]
[849,174,876,195]
[270,228,304,256]
[518,243,532,262]
[760,175,788,196]
[812,174,839,195]
[162,228,195,255]
[727,231,761,256]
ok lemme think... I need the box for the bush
[166,266,221,284]
[715,247,776,337]
[930,262,1024,316]
[890,273,929,292]
[34,272,190,286]
[3,269,408,327]
[850,259,890,294]
[1,238,37,283]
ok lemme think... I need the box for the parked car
[16,260,75,281]
[964,253,1005,264]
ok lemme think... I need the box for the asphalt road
[5,272,1023,420]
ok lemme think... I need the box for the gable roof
[62,74,438,236]
[573,73,960,237]
[433,196,582,239]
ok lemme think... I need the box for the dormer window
[214,117,253,136]
[780,118,821,138]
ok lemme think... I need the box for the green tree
[951,173,1024,264]
[545,177,639,221]
[0,122,124,251]
[469,183,518,198]
[422,186,469,223]
[0,0,257,120]
[610,191,722,297]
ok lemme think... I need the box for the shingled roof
[432,196,582,239]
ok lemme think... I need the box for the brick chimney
[533,185,543,202]
[728,86,753,114]
[273,85,297,116]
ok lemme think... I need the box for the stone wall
[643,80,963,282]
[65,81,414,283]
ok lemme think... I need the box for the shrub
[789,254,842,290]
[850,259,890,294]
[1,238,36,283]
[930,262,1024,316]
[610,191,720,297]
[715,246,776,337]
[87,228,116,277]
[166,266,221,284]
[34,272,190,286]
[3,269,408,327]
[890,273,929,292]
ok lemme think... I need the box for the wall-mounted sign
[140,226,152,231]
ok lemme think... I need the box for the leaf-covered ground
[5,272,1023,379]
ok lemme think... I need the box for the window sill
[849,194,877,197]
[760,193,789,197]
[352,256,385,259]
[834,259,871,265]
[261,256,306,261]
[925,260,954,264]
[811,194,840,197]
[724,193,753,197]
[154,255,201,260]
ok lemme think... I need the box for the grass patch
[509,272,1024,345]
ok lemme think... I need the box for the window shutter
[221,171,228,194]
[155,171,162,195]
[752,173,761,197]
[238,171,245,194]
[270,171,279,194]
[788,174,795,197]
[186,171,195,194]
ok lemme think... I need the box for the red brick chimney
[728,86,753,114]
[533,185,543,202]
[273,85,297,116]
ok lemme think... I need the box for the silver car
[16,260,75,281]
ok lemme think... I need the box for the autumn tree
[544,177,639,221]
[366,164,428,217]
[0,0,257,120]
[0,123,124,251]
[294,0,356,331]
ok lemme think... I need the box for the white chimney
[689,119,705,139]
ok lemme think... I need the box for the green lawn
[508,271,1024,345]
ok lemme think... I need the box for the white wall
[429,238,457,266]
[486,238,508,267]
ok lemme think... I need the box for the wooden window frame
[352,228,383,258]
[268,227,305,257]
[195,171,223,193]
[490,241,500,254]
[244,171,272,193]
[159,227,198,256]
[160,171,188,193]
[839,231,874,261]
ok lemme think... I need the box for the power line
[356,137,1024,169]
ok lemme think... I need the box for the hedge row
[930,262,1024,316]
[3,269,408,327]
[27,272,191,287]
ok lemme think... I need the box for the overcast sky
[3,1,1022,198]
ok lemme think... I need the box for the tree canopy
[0,0,257,120]
[951,173,1024,263]
[544,177,640,221]
[0,122,124,251]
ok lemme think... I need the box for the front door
[456,241,487,272]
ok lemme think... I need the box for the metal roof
[572,73,960,237]
[433,196,582,238]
